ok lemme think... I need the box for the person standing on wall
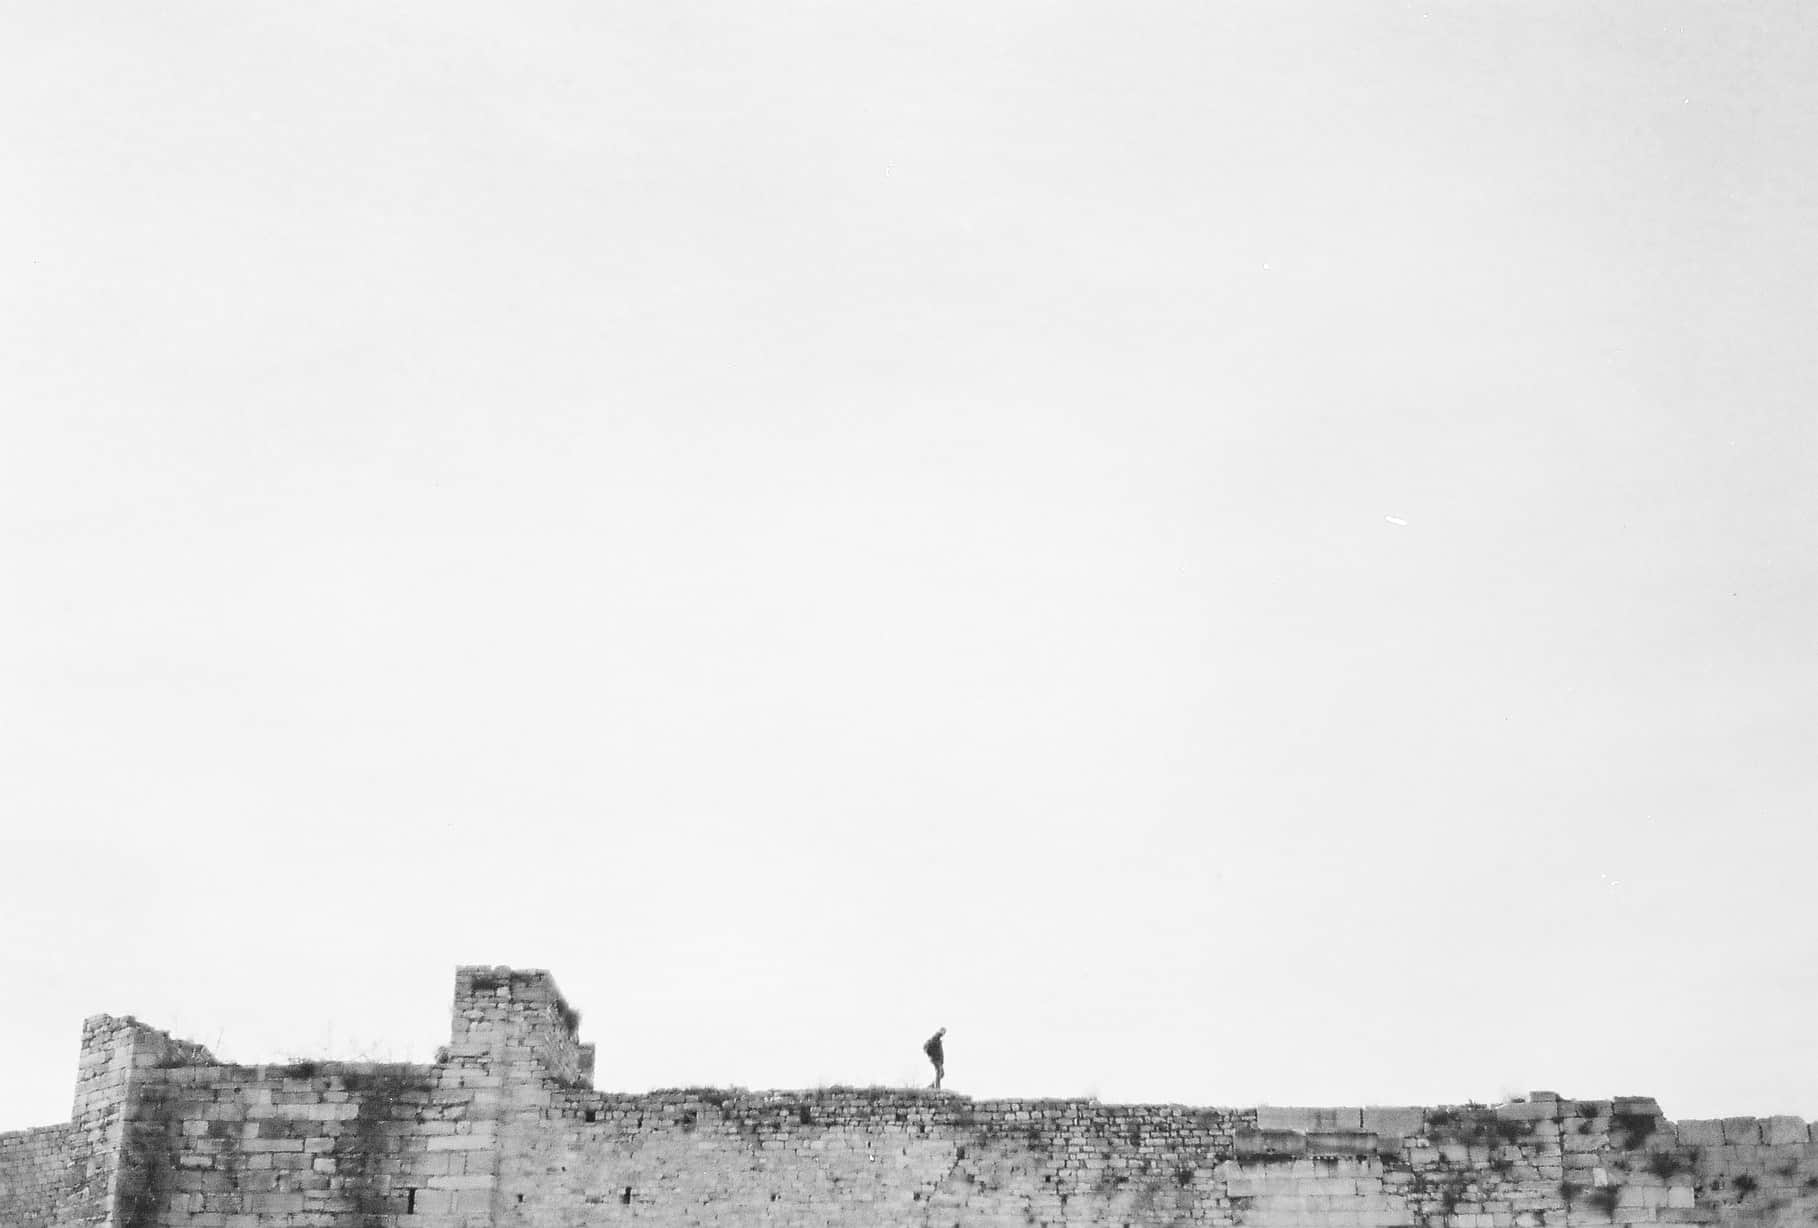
[924,1027,947,1090]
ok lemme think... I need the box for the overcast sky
[4,2,1815,1132]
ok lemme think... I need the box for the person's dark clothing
[924,1033,944,1064]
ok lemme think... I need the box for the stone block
[1234,1129,1308,1160]
[1363,1109,1426,1140]
[412,1189,456,1215]
[1241,1213,1312,1228]
[1307,1131,1380,1156]
[1257,1107,1365,1133]
[428,1174,496,1190]
[1498,1101,1562,1122]
[1761,1116,1806,1145]
[1673,1120,1723,1147]
[1719,1118,1760,1144]
[247,1193,305,1214]
[1758,1142,1809,1174]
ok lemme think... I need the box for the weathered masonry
[4,967,1816,1227]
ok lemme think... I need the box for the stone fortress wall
[3,966,1815,1227]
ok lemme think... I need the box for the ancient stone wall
[512,1086,1249,1227]
[0,1120,79,1227]
[477,1085,1818,1228]
[6,966,1816,1227]
[114,1059,491,1228]
[0,1013,195,1228]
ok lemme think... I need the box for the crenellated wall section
[4,966,1814,1227]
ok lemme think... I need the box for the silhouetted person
[924,1027,946,1089]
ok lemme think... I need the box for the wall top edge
[546,1087,1718,1122]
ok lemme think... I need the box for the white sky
[3,2,1815,1131]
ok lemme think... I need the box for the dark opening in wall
[621,1188,633,1204]
[799,1106,813,1125]
[405,1189,416,1215]
[584,1109,597,1123]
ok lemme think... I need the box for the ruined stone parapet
[448,965,593,1089]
